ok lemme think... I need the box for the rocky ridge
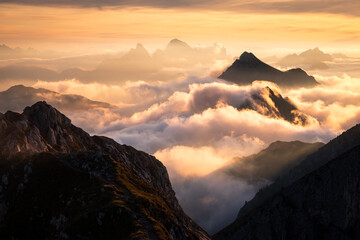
[214,123,360,240]
[0,101,210,239]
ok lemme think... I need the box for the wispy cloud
[1,0,360,16]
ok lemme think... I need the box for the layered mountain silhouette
[0,85,111,113]
[0,102,210,239]
[278,47,332,70]
[277,47,351,70]
[214,123,360,240]
[217,141,324,184]
[219,52,319,88]
[0,44,44,60]
[0,39,229,84]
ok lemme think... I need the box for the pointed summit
[219,52,318,88]
[23,101,71,128]
[165,39,192,54]
[239,51,261,63]
[299,47,332,61]
[22,101,92,151]
[123,43,151,60]
[167,38,191,48]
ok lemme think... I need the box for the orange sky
[1,3,360,56]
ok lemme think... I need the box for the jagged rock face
[219,52,319,88]
[0,101,210,240]
[0,111,49,157]
[214,123,360,240]
[241,86,309,125]
[22,102,95,153]
[214,145,360,240]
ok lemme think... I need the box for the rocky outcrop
[219,52,319,88]
[214,124,360,240]
[0,101,210,239]
[240,86,310,125]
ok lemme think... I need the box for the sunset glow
[1,4,360,55]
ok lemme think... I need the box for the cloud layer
[1,45,360,234]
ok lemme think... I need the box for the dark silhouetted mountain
[0,102,210,239]
[214,123,360,240]
[241,86,310,125]
[219,52,319,88]
[0,85,111,113]
[217,141,324,184]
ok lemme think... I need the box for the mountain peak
[23,101,68,122]
[166,38,192,50]
[169,38,187,45]
[239,51,261,63]
[0,102,210,239]
[6,84,53,94]
[8,84,27,91]
[135,43,145,50]
[121,43,151,60]
[219,52,319,88]
[23,101,74,146]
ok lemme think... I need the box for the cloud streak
[1,0,360,16]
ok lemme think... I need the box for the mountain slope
[214,123,360,240]
[217,141,324,184]
[0,101,210,239]
[219,52,319,88]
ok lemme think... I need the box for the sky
[1,0,360,56]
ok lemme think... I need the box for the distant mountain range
[0,102,210,239]
[219,52,319,88]
[0,85,111,113]
[0,39,230,84]
[0,44,42,60]
[277,47,351,70]
[214,123,360,239]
